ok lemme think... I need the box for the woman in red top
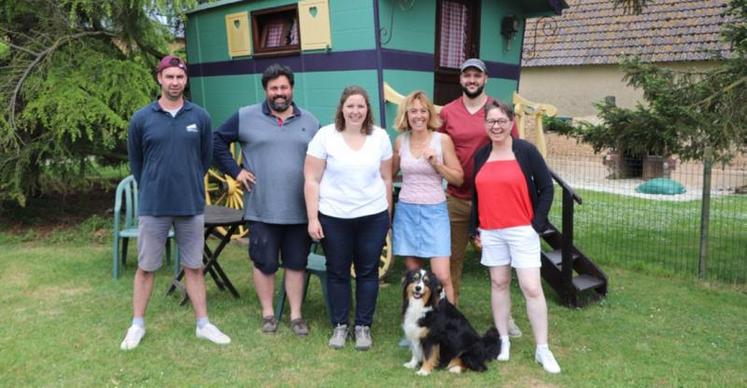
[470,100,560,374]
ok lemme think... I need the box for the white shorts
[480,225,541,268]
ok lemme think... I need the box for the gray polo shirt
[213,102,319,224]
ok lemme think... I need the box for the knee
[521,284,544,300]
[491,277,510,291]
[253,258,279,275]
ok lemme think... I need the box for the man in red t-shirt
[438,58,519,306]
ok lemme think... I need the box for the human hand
[235,169,256,192]
[471,234,482,250]
[308,219,325,240]
[423,147,440,167]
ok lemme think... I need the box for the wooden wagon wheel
[351,229,393,280]
[204,143,249,239]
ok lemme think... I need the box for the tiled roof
[522,0,732,67]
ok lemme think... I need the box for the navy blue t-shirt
[127,100,212,216]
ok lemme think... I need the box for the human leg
[429,257,454,303]
[319,213,354,327]
[490,265,512,361]
[405,257,424,271]
[248,221,283,330]
[352,211,389,350]
[121,216,169,350]
[351,210,389,328]
[446,195,471,305]
[279,224,312,323]
[175,215,230,345]
[516,267,560,374]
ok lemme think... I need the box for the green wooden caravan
[185,0,566,131]
[187,1,612,308]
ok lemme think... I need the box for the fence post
[698,146,713,279]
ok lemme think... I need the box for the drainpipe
[372,0,387,128]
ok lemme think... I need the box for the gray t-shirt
[213,102,320,224]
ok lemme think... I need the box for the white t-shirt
[307,124,393,218]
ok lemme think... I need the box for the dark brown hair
[484,99,515,121]
[334,85,375,135]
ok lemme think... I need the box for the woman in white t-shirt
[304,85,393,351]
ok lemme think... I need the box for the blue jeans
[319,210,389,327]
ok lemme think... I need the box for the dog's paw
[416,368,431,376]
[448,365,463,374]
[403,360,418,369]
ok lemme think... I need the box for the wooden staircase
[540,169,608,307]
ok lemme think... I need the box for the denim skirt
[392,201,451,258]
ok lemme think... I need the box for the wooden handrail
[550,168,582,205]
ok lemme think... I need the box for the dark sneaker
[354,325,372,351]
[290,318,309,336]
[328,324,348,349]
[261,315,278,333]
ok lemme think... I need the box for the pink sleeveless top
[398,132,446,205]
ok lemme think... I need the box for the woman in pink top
[392,91,463,302]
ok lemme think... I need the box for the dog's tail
[460,328,501,372]
[480,327,502,359]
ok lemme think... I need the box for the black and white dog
[401,269,501,376]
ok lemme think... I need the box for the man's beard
[461,84,484,99]
[269,95,291,112]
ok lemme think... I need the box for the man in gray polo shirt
[121,55,230,350]
[214,64,320,335]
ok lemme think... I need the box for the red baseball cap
[157,55,187,74]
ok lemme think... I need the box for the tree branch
[8,30,114,131]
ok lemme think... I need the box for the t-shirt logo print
[186,124,198,132]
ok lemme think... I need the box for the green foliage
[0,0,199,206]
[0,40,7,59]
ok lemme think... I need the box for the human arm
[201,114,212,175]
[127,116,143,183]
[392,135,402,178]
[425,133,463,186]
[304,155,326,240]
[213,112,256,191]
[468,145,490,239]
[381,157,394,220]
[529,146,554,233]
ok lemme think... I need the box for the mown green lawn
[549,188,747,283]
[1,223,746,387]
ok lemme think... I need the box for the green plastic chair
[112,175,176,278]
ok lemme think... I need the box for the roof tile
[522,0,732,66]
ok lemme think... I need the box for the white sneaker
[120,325,145,350]
[196,323,231,345]
[497,339,510,361]
[535,347,561,374]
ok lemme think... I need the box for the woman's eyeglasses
[485,119,510,127]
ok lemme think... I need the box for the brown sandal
[290,318,309,336]
[261,315,278,333]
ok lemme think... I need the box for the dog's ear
[402,270,413,317]
[427,271,443,308]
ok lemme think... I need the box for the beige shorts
[137,215,204,271]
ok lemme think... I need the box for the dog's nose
[415,286,422,292]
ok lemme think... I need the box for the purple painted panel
[187,49,520,81]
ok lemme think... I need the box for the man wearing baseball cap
[437,58,519,309]
[120,54,231,350]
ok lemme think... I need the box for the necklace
[408,132,431,158]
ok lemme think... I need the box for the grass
[549,188,747,283]
[1,220,746,387]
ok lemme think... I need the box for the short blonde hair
[394,91,442,132]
